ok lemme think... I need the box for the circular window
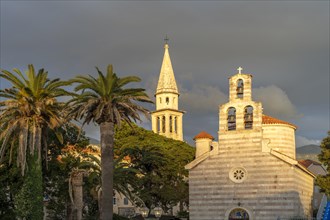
[229,167,247,183]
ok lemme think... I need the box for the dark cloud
[1,1,329,147]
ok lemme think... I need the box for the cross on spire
[164,35,169,44]
[237,67,243,74]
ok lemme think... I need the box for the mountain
[296,144,321,154]
[296,144,320,162]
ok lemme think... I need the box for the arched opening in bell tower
[244,105,253,129]
[169,116,173,133]
[157,117,161,133]
[174,116,177,133]
[162,116,166,133]
[227,107,236,131]
[236,79,244,98]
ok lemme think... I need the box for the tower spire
[151,40,184,141]
[156,39,179,95]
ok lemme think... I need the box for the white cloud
[253,85,298,120]
[295,135,321,148]
[180,84,227,114]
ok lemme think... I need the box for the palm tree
[0,65,70,171]
[79,151,139,215]
[59,144,139,219]
[0,64,70,218]
[68,64,152,220]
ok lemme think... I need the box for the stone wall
[188,147,313,220]
[262,124,296,159]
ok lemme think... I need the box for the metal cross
[237,67,243,74]
[164,35,169,44]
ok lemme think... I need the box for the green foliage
[0,142,22,219]
[14,152,43,219]
[43,123,90,219]
[0,64,71,175]
[115,123,195,213]
[67,64,152,126]
[316,131,330,196]
[68,64,152,220]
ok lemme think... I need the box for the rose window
[233,169,245,180]
[229,167,247,183]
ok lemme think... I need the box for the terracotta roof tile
[262,114,297,128]
[298,159,321,168]
[194,131,214,140]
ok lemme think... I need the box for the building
[114,41,186,218]
[151,42,184,141]
[185,68,315,220]
[298,159,327,212]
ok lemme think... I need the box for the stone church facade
[185,69,315,220]
[151,42,314,220]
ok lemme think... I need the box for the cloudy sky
[1,1,329,147]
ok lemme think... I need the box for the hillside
[296,144,321,161]
[296,144,321,154]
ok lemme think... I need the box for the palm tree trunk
[100,122,114,220]
[72,172,84,220]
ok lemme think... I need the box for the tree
[44,123,91,220]
[68,65,152,220]
[0,140,23,220]
[0,65,70,218]
[316,131,330,196]
[55,143,138,220]
[115,123,195,214]
[79,150,139,215]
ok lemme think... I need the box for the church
[152,41,315,220]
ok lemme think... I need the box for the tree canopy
[115,122,195,214]
[67,64,152,220]
[316,131,330,196]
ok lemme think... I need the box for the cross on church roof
[237,67,243,74]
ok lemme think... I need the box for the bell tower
[151,40,184,141]
[219,67,263,135]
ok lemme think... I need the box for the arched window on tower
[174,116,177,133]
[237,79,244,98]
[169,116,173,133]
[166,97,169,105]
[157,117,161,133]
[159,97,162,104]
[244,105,253,129]
[227,107,236,131]
[162,116,166,133]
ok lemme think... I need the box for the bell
[237,86,243,95]
[245,114,252,122]
[228,115,235,122]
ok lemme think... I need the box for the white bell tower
[151,39,184,141]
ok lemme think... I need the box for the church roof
[262,114,297,128]
[156,43,179,95]
[194,131,214,140]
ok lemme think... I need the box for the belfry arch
[236,79,244,98]
[227,107,236,131]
